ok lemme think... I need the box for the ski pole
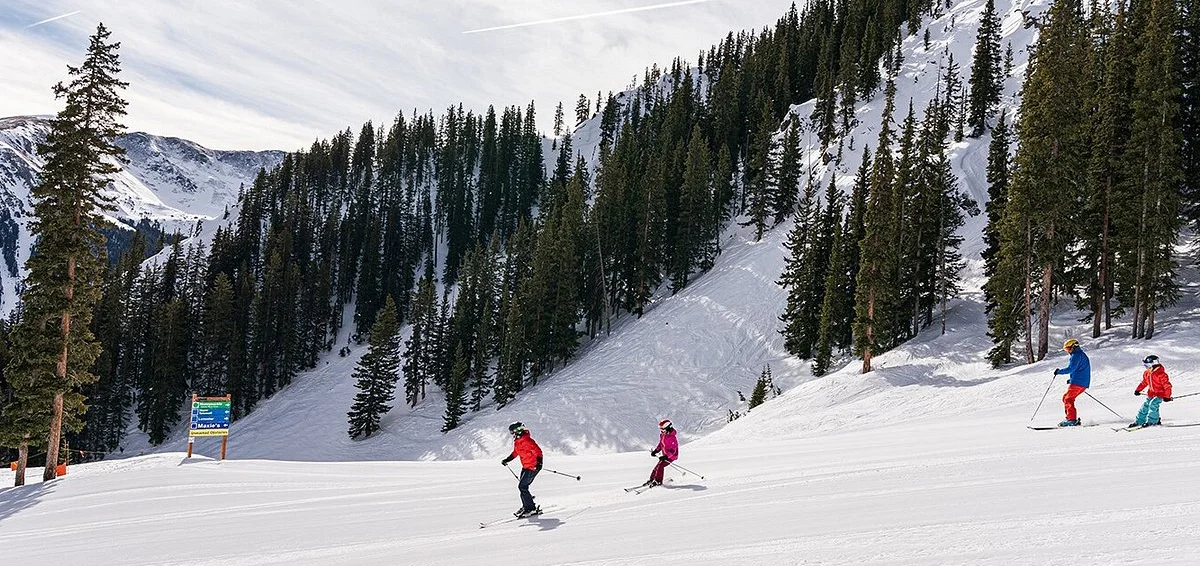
[543,468,581,481]
[503,463,518,479]
[1084,391,1126,420]
[1169,392,1200,400]
[1031,373,1056,421]
[669,462,705,479]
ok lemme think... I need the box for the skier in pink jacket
[642,419,679,487]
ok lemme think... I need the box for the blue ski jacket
[1054,347,1091,388]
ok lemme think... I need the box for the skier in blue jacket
[1053,338,1091,426]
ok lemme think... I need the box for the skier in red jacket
[1129,355,1173,428]
[641,419,679,488]
[501,422,543,517]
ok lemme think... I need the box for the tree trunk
[862,286,876,374]
[1037,263,1053,361]
[44,390,64,482]
[1022,227,1034,364]
[1146,307,1156,339]
[14,441,28,487]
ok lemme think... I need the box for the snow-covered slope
[0,115,284,314]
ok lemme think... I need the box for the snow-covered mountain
[0,115,284,315]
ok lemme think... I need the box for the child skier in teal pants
[1130,355,1173,428]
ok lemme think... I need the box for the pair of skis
[479,505,553,529]
[1112,422,1200,432]
[1028,422,1200,431]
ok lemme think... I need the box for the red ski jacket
[509,431,543,470]
[1136,365,1172,399]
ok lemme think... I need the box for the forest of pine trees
[985,0,1198,366]
[25,0,915,457]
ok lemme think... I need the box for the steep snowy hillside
[0,115,284,314]
[119,0,1050,462]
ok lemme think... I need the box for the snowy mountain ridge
[0,115,285,315]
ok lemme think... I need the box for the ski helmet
[1063,338,1080,351]
[1143,355,1160,368]
[508,422,526,436]
[659,419,672,431]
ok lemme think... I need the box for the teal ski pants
[1135,397,1163,425]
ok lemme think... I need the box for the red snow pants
[651,459,671,483]
[1063,384,1086,421]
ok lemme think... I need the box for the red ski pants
[651,459,671,483]
[1063,384,1086,421]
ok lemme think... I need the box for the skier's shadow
[523,517,565,531]
[664,484,707,492]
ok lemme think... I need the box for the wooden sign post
[187,393,232,460]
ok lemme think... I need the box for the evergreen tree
[1181,0,1200,224]
[745,100,776,241]
[576,93,591,126]
[967,0,1004,136]
[1079,5,1133,338]
[7,24,128,481]
[854,78,900,373]
[402,275,437,407]
[441,344,468,432]
[748,366,771,409]
[774,120,803,226]
[1118,0,1184,339]
[553,102,565,139]
[347,297,401,440]
[1002,0,1094,360]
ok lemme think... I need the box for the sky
[0,0,796,151]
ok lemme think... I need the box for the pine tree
[575,93,591,126]
[774,120,803,226]
[812,178,848,376]
[347,297,401,440]
[7,24,128,481]
[1119,0,1184,339]
[1181,0,1200,224]
[553,102,565,139]
[854,78,900,373]
[1080,5,1133,338]
[1004,0,1094,360]
[441,344,468,432]
[981,113,1019,366]
[402,275,437,407]
[745,100,776,241]
[968,0,1004,136]
[748,366,771,409]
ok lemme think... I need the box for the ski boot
[1058,418,1082,427]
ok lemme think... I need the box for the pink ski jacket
[654,429,679,462]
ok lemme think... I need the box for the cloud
[0,0,797,151]
[463,0,714,34]
[26,10,81,28]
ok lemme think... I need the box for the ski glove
[659,456,671,463]
[651,450,660,457]
[502,456,514,466]
[535,457,543,472]
[1135,390,1143,396]
[1164,397,1173,402]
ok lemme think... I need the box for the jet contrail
[463,0,714,34]
[28,10,82,28]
